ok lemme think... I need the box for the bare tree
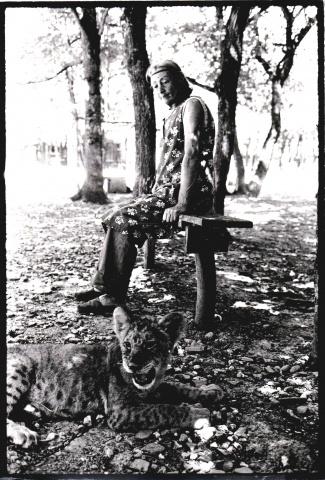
[248,6,316,196]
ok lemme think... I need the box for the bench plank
[179,214,253,229]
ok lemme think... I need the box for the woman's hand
[163,204,187,223]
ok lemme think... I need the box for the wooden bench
[143,214,253,330]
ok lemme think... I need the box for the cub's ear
[113,306,132,340]
[158,312,185,349]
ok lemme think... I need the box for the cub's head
[113,306,184,392]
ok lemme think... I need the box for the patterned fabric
[101,96,215,248]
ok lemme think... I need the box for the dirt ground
[6,192,318,475]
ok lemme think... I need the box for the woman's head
[147,60,192,107]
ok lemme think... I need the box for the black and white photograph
[4,1,323,476]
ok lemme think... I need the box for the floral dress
[102,96,215,248]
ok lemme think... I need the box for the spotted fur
[7,307,223,448]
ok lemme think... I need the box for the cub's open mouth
[132,366,156,389]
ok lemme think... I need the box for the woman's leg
[93,227,137,302]
[77,227,137,314]
[75,230,112,302]
[76,194,167,313]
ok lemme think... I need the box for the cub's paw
[189,406,211,429]
[199,384,224,404]
[7,420,39,449]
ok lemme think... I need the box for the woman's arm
[163,98,203,223]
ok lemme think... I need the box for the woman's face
[151,71,180,108]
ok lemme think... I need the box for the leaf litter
[6,194,318,474]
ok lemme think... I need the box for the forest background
[5,4,318,205]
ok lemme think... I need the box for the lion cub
[7,307,223,448]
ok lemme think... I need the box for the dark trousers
[92,228,137,303]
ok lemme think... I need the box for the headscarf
[146,60,192,98]
[146,60,183,82]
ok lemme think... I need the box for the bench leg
[194,250,216,329]
[143,238,156,269]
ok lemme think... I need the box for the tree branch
[281,5,291,23]
[71,7,81,25]
[186,76,215,93]
[68,35,81,47]
[251,13,273,79]
[293,15,316,47]
[255,54,273,79]
[215,5,224,26]
[276,12,316,85]
[98,8,110,36]
[22,60,82,85]
[281,6,293,47]
[247,5,268,24]
[293,6,305,21]
[102,120,133,124]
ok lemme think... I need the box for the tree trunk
[233,127,247,194]
[122,6,156,197]
[65,68,84,168]
[294,133,303,167]
[213,7,250,214]
[71,8,107,204]
[279,130,289,167]
[248,78,282,196]
[263,78,281,149]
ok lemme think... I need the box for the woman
[76,60,215,314]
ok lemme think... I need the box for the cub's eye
[123,341,131,353]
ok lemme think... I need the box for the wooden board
[179,214,253,229]
[184,225,231,253]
